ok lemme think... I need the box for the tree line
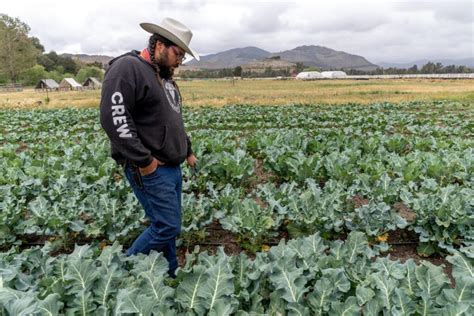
[344,62,473,76]
[180,61,473,79]
[0,14,104,86]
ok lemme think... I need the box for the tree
[434,62,443,73]
[38,51,79,74]
[295,62,305,73]
[421,62,436,74]
[20,64,47,86]
[0,14,41,83]
[88,61,105,70]
[408,65,418,74]
[75,66,104,83]
[233,66,242,77]
[30,36,44,53]
[37,54,55,71]
[59,55,79,74]
[456,65,470,73]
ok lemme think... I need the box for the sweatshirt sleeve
[186,134,193,157]
[100,68,153,168]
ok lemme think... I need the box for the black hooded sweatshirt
[100,50,192,168]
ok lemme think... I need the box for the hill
[186,45,378,71]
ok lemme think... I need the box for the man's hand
[187,154,197,168]
[139,158,163,176]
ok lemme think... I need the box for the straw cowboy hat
[140,18,200,61]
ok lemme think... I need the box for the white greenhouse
[295,71,323,80]
[321,71,348,79]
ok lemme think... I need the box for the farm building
[35,79,59,91]
[59,78,83,91]
[296,71,322,80]
[321,71,348,79]
[83,77,102,89]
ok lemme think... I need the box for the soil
[5,226,455,284]
[113,172,123,182]
[250,158,274,187]
[383,229,454,286]
[394,202,417,222]
[352,195,369,208]
[177,221,244,266]
[15,142,28,153]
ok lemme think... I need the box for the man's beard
[153,53,174,80]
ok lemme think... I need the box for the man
[100,17,199,277]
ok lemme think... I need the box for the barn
[35,79,59,91]
[83,77,102,89]
[59,78,83,91]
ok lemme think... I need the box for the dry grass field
[1,78,473,109]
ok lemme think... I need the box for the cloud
[1,0,472,62]
[394,0,473,23]
[240,3,287,33]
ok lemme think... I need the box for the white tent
[83,77,102,89]
[296,71,322,80]
[59,78,83,90]
[321,71,347,79]
[35,79,59,90]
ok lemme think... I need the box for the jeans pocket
[141,165,161,180]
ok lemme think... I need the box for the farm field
[1,78,474,109]
[0,99,472,314]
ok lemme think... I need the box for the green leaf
[66,289,96,316]
[268,291,286,315]
[37,293,63,316]
[391,288,416,316]
[137,270,174,307]
[400,259,419,296]
[269,261,308,304]
[417,292,444,316]
[93,264,121,309]
[436,277,473,305]
[130,250,169,276]
[330,296,360,316]
[356,285,375,306]
[415,262,450,300]
[346,232,369,263]
[362,297,383,316]
[417,242,437,257]
[65,259,98,291]
[370,272,397,312]
[287,302,311,316]
[446,251,473,281]
[321,268,351,293]
[198,256,235,314]
[307,278,333,315]
[114,289,156,315]
[176,265,207,313]
[372,257,405,280]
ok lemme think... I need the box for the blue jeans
[124,164,182,277]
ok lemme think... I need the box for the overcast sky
[2,0,473,63]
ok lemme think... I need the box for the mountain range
[185,45,378,71]
[62,46,473,71]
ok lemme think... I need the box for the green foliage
[38,50,79,74]
[1,233,468,314]
[1,102,472,254]
[233,66,242,77]
[19,64,48,86]
[0,14,41,82]
[75,65,104,84]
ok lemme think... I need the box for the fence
[0,83,23,92]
